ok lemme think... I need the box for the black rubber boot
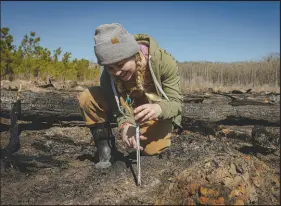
[90,123,115,169]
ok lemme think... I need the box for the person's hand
[133,104,162,123]
[121,123,147,150]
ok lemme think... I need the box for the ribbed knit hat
[94,23,140,65]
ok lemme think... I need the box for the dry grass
[179,59,280,94]
[2,59,280,94]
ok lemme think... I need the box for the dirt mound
[155,149,279,205]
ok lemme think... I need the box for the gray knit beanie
[94,23,140,65]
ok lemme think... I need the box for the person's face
[105,56,136,81]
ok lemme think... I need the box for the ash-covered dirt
[0,122,280,205]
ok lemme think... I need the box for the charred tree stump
[1,98,21,161]
[5,99,21,154]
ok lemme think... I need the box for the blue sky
[1,1,280,62]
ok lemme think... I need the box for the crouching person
[77,23,183,169]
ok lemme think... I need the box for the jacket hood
[134,34,159,57]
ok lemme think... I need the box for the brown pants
[77,86,173,155]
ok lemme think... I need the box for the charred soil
[0,83,280,205]
[1,123,280,205]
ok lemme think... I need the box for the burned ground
[1,122,279,205]
[0,83,280,205]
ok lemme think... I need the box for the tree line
[1,27,279,92]
[1,27,99,81]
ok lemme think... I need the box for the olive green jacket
[100,34,183,129]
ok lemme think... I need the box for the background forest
[1,27,280,93]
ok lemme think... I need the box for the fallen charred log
[1,90,83,122]
[1,90,280,125]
